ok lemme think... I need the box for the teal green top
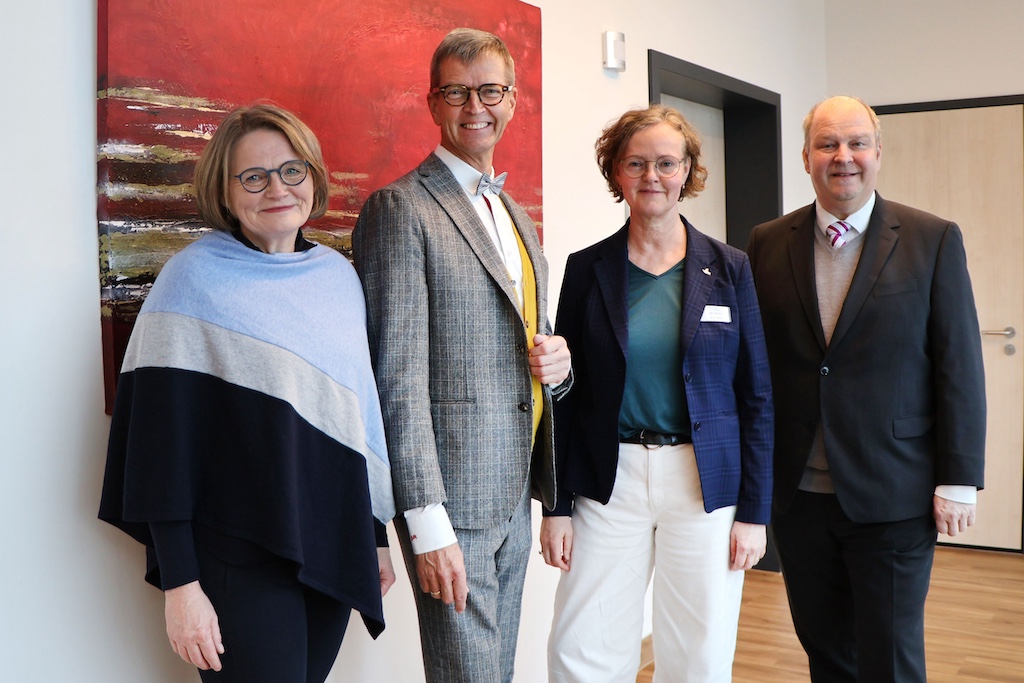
[617,258,691,440]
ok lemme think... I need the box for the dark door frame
[648,50,782,250]
[874,94,1024,115]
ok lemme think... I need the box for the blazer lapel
[502,192,545,319]
[679,219,715,360]
[829,195,898,347]
[417,155,523,317]
[593,225,631,358]
[788,208,828,352]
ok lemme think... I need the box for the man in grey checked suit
[353,28,571,683]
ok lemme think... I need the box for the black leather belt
[620,429,690,448]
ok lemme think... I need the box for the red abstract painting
[97,0,543,412]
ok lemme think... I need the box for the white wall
[824,0,1024,106]
[6,0,958,680]
[533,0,827,303]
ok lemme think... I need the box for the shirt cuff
[404,503,458,554]
[934,484,977,504]
[549,366,574,399]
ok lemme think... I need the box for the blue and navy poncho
[99,229,394,636]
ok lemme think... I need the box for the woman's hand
[164,581,224,671]
[378,547,397,597]
[539,516,574,570]
[729,521,767,571]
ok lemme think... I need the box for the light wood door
[877,104,1024,550]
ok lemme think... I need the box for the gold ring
[430,591,441,597]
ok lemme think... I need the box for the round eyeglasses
[430,83,511,107]
[619,156,686,179]
[233,160,310,193]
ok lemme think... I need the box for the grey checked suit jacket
[353,153,558,529]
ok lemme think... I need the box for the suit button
[693,421,701,432]
[684,373,692,383]
[820,366,829,376]
[518,402,530,412]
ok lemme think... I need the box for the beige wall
[5,0,1017,680]
[824,0,1024,106]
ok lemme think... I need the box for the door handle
[982,326,1016,339]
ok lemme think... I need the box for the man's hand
[539,516,573,571]
[934,495,976,536]
[530,334,571,385]
[415,542,468,613]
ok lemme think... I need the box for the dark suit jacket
[747,194,986,523]
[353,154,559,528]
[549,218,774,524]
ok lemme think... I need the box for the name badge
[700,305,732,323]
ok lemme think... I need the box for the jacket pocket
[873,279,918,297]
[893,414,934,438]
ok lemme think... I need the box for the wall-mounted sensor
[603,31,625,71]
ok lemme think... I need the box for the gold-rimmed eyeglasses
[619,156,686,179]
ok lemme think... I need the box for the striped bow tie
[476,172,508,196]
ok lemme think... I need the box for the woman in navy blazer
[541,105,774,683]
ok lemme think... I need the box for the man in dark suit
[747,95,986,682]
[353,28,571,683]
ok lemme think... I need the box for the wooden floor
[637,546,1024,682]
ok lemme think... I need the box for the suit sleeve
[745,224,762,274]
[353,188,447,513]
[732,255,775,524]
[545,253,585,516]
[929,222,986,488]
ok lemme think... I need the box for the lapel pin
[702,267,712,276]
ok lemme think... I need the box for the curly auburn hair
[595,104,708,203]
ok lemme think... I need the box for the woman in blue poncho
[99,103,396,682]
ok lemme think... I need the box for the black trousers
[194,539,351,683]
[773,491,937,683]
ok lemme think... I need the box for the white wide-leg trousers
[548,443,744,683]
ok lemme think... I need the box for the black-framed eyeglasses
[430,83,511,107]
[619,156,686,179]
[233,160,310,193]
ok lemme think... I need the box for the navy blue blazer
[549,218,774,523]
[747,196,986,522]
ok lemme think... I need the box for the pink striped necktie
[827,220,853,249]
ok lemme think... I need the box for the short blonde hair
[193,103,329,233]
[595,104,707,203]
[429,28,516,89]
